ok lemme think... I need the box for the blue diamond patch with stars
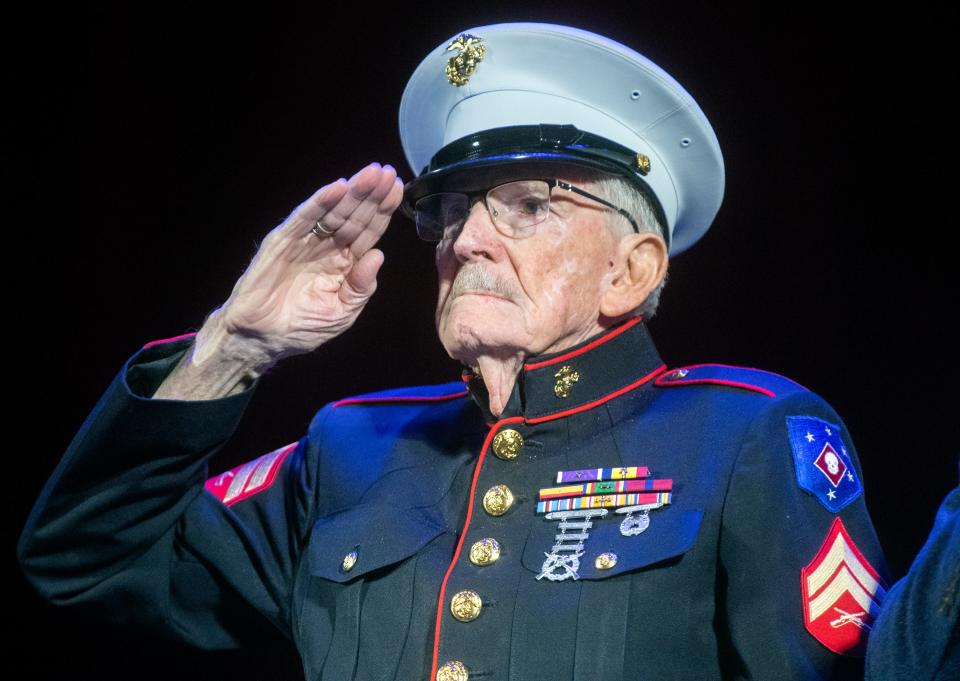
[786,415,862,512]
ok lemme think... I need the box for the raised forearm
[152,319,276,400]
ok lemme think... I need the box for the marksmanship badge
[535,466,674,581]
[537,509,607,581]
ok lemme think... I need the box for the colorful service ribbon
[536,491,672,514]
[555,466,650,484]
[539,478,673,500]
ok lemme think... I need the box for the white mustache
[450,267,518,300]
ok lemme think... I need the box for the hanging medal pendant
[618,507,650,536]
[616,500,665,536]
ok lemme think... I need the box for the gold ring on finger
[311,219,336,238]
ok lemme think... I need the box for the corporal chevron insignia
[801,517,886,655]
[786,415,862,512]
[204,442,297,506]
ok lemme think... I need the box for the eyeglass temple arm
[552,180,641,234]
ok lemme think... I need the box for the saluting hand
[153,163,404,400]
[213,162,404,362]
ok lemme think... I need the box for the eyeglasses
[414,179,641,242]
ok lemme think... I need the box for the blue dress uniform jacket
[865,485,959,681]
[18,317,887,680]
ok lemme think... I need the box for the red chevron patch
[801,517,886,655]
[204,442,297,506]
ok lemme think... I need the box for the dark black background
[13,2,958,678]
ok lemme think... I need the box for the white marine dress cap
[399,22,725,255]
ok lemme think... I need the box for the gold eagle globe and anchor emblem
[445,33,486,86]
[554,365,580,398]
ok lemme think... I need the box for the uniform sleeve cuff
[124,333,259,401]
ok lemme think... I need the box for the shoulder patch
[654,363,809,398]
[786,415,862,512]
[204,441,297,506]
[802,517,886,655]
[333,381,469,407]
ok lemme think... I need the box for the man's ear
[599,232,668,318]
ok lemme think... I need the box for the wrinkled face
[434,167,624,364]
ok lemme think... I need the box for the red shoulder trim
[333,390,469,408]
[654,362,809,398]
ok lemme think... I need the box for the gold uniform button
[450,589,483,622]
[482,484,514,516]
[341,550,358,572]
[469,538,501,566]
[437,660,469,681]
[492,428,524,460]
[595,552,618,570]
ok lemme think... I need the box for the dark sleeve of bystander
[865,476,960,681]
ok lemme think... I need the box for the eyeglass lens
[415,180,552,241]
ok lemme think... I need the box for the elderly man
[19,23,886,681]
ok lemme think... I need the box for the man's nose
[451,199,503,262]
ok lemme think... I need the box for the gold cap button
[437,660,469,681]
[469,538,501,566]
[341,550,358,572]
[482,484,514,516]
[635,152,652,175]
[492,428,524,460]
[595,552,618,570]
[450,589,483,622]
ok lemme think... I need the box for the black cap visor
[402,124,667,242]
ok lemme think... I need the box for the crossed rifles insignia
[536,466,673,581]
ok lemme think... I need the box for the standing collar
[463,316,667,423]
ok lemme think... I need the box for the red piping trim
[142,332,197,349]
[430,415,525,680]
[523,317,642,371]
[332,390,469,408]
[657,362,810,393]
[430,362,666,674]
[527,364,667,423]
[657,376,776,398]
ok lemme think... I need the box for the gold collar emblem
[445,34,485,86]
[554,365,580,399]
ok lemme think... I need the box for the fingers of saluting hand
[292,162,404,259]
[339,247,385,308]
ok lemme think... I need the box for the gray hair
[581,170,669,320]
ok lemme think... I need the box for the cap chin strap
[402,124,668,246]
